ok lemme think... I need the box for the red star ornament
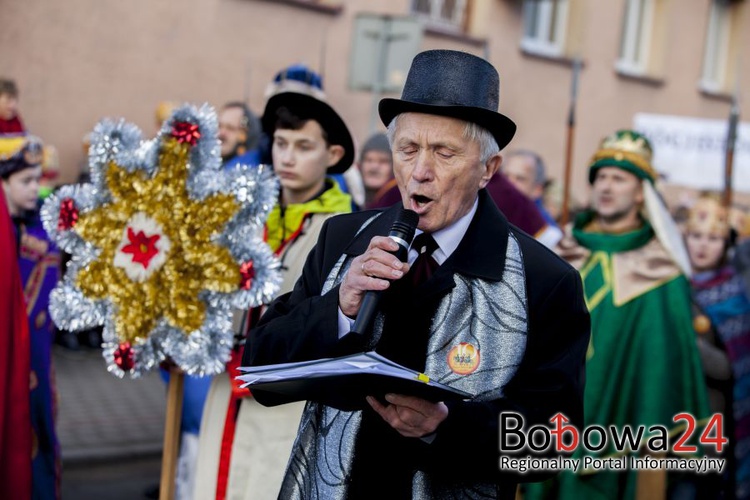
[121,227,161,269]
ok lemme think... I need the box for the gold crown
[686,196,731,238]
[0,136,44,165]
[589,130,658,182]
[599,131,653,161]
[0,136,26,161]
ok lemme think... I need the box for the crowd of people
[2,47,750,500]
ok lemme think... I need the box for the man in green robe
[524,130,712,500]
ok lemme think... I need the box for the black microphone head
[391,209,419,243]
[351,208,419,337]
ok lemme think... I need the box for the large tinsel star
[42,105,281,377]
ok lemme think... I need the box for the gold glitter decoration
[74,137,240,342]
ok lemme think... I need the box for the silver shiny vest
[279,215,528,499]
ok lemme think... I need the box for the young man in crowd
[195,83,355,500]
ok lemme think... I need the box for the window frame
[700,0,732,93]
[520,0,570,58]
[410,0,468,32]
[615,0,656,76]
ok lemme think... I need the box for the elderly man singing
[244,49,590,500]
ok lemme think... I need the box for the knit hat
[0,135,44,179]
[359,133,391,163]
[264,64,326,101]
[588,129,658,184]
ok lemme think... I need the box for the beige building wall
[1,0,748,209]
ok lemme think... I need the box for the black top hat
[379,50,516,150]
[262,92,354,174]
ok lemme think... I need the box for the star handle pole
[159,367,185,500]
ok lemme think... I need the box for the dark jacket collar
[343,189,509,281]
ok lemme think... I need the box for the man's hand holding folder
[237,351,471,412]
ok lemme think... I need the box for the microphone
[350,208,419,337]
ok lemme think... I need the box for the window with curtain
[410,0,468,31]
[616,0,655,75]
[521,0,570,57]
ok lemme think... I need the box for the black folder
[237,351,471,412]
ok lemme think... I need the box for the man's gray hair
[506,150,547,187]
[386,114,499,164]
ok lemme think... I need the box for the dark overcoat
[245,189,590,498]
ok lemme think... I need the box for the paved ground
[62,455,162,500]
[54,344,167,499]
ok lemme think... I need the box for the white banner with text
[634,113,750,193]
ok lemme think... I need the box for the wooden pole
[560,119,576,227]
[722,95,739,210]
[159,368,184,500]
[560,57,582,227]
[635,457,667,500]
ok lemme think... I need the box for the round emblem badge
[447,342,480,375]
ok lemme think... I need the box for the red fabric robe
[0,188,32,498]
